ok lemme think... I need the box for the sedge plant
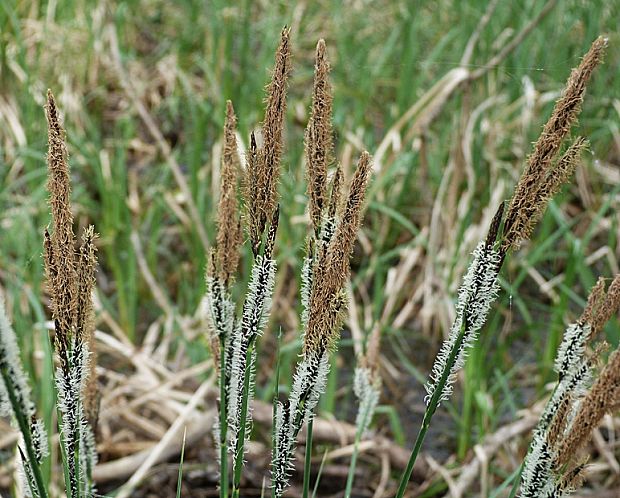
[395,36,608,496]
[204,31,372,497]
[0,91,99,497]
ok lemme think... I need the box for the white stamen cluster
[353,367,381,437]
[227,255,276,453]
[56,338,95,496]
[520,322,592,497]
[205,275,236,345]
[272,350,330,496]
[425,242,501,404]
[0,299,36,420]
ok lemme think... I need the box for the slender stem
[232,344,254,498]
[270,330,282,498]
[302,418,314,498]
[508,462,525,498]
[219,340,229,498]
[395,318,468,498]
[344,405,370,498]
[0,368,49,498]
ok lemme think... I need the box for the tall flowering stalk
[396,36,607,496]
[204,28,291,498]
[44,90,99,498]
[270,39,372,496]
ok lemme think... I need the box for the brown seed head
[45,90,78,358]
[305,39,334,236]
[216,101,243,284]
[303,152,371,355]
[502,37,606,252]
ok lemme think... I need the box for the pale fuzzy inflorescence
[272,350,330,495]
[425,241,501,404]
[226,254,277,452]
[0,299,36,420]
[353,367,381,438]
[56,338,93,495]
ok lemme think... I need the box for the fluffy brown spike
[76,226,99,428]
[45,90,78,368]
[247,27,291,256]
[216,101,243,284]
[501,37,607,252]
[303,152,371,355]
[305,39,334,236]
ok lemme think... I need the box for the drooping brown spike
[501,37,607,252]
[76,225,99,427]
[45,90,78,355]
[305,39,334,236]
[216,101,243,284]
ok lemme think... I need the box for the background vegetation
[1,0,619,496]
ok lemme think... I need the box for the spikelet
[245,28,291,255]
[353,367,381,437]
[305,39,334,236]
[216,101,243,284]
[303,152,371,356]
[76,225,99,428]
[424,241,501,404]
[502,37,607,252]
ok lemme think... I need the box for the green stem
[270,329,283,498]
[302,418,314,498]
[219,342,229,498]
[0,368,49,498]
[232,344,254,498]
[344,405,370,498]
[395,319,468,498]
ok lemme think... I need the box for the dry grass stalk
[502,36,607,252]
[216,101,243,285]
[304,152,371,355]
[45,90,78,372]
[245,27,291,256]
[305,39,334,236]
